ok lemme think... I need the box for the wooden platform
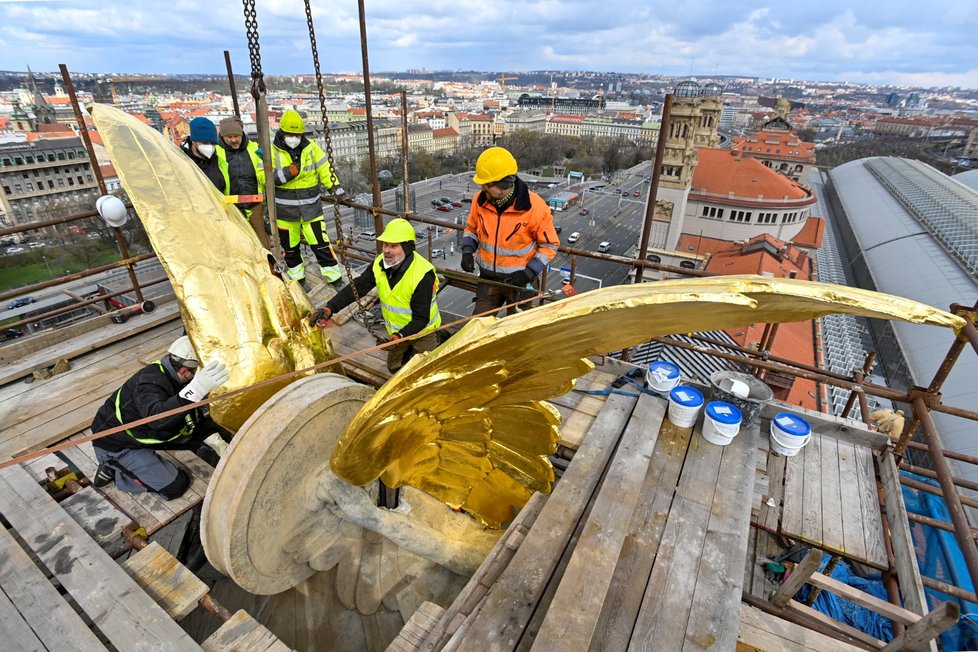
[418,390,758,651]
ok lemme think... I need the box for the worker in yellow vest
[271,109,345,288]
[310,218,441,373]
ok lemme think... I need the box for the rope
[0,291,548,471]
[302,0,367,315]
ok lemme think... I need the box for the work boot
[92,462,115,488]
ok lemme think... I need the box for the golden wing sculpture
[332,277,964,527]
[89,104,333,431]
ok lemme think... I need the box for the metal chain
[303,0,367,312]
[241,0,265,97]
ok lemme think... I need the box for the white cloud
[0,0,974,89]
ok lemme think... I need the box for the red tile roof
[432,127,459,138]
[730,130,816,162]
[691,149,812,202]
[99,163,117,178]
[791,216,825,249]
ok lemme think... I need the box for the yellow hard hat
[280,110,305,134]
[377,218,416,243]
[472,146,518,185]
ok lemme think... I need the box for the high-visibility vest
[271,140,336,221]
[214,146,230,195]
[114,362,199,444]
[373,252,441,336]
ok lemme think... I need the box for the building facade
[0,137,99,232]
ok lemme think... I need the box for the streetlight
[41,254,52,278]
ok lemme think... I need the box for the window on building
[679,261,696,269]
[729,210,751,223]
[2,186,10,195]
[14,183,22,192]
[14,157,23,165]
[22,172,28,179]
[33,170,40,177]
[67,152,75,159]
[648,255,661,263]
[25,182,33,192]
[47,180,54,189]
[77,176,83,184]
[57,152,65,160]
[57,179,64,188]
[67,178,74,186]
[47,154,55,162]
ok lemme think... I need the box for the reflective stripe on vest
[373,252,441,335]
[114,362,197,444]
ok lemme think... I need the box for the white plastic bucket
[647,361,681,393]
[668,386,704,428]
[769,412,812,456]
[702,401,742,446]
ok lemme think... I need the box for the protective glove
[505,269,532,288]
[203,433,229,458]
[461,252,475,273]
[288,163,299,178]
[309,306,333,326]
[381,332,403,344]
[179,360,230,402]
[333,186,347,199]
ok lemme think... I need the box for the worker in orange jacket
[461,146,559,316]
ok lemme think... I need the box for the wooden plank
[758,452,786,532]
[808,571,920,625]
[682,422,758,651]
[122,542,209,621]
[202,609,293,652]
[59,438,168,532]
[737,603,866,652]
[578,418,695,652]
[454,392,638,650]
[60,486,133,557]
[627,425,725,650]
[389,601,445,651]
[819,435,845,556]
[800,433,823,548]
[0,299,181,386]
[781,441,805,543]
[759,402,889,451]
[770,548,823,608]
[856,445,888,569]
[533,394,666,650]
[0,586,46,652]
[838,440,870,564]
[557,372,616,450]
[0,464,198,650]
[786,600,886,648]
[879,448,929,618]
[881,601,959,652]
[0,524,107,651]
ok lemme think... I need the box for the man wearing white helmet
[89,336,230,499]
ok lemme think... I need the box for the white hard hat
[167,336,199,368]
[96,195,128,228]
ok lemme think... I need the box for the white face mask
[196,143,215,159]
[284,136,302,149]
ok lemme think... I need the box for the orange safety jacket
[461,178,559,278]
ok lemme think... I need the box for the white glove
[179,360,229,402]
[333,186,347,198]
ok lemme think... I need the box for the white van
[567,232,580,244]
[598,241,611,252]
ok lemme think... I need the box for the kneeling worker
[90,336,230,499]
[310,218,441,373]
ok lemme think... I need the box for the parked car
[554,225,563,234]
[435,205,452,212]
[416,230,427,240]
[598,241,611,252]
[430,199,443,207]
[0,328,24,342]
[579,208,590,216]
[6,296,35,310]
[358,231,376,241]
[567,232,580,244]
[431,248,444,258]
[27,242,44,249]
[451,200,463,207]
[4,246,27,254]
[633,190,640,197]
[461,197,473,203]
[561,272,572,284]
[439,197,453,204]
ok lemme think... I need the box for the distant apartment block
[0,136,98,232]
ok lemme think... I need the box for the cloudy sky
[1,0,976,88]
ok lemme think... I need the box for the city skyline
[0,0,976,89]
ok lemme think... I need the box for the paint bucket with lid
[769,412,812,456]
[667,386,704,428]
[701,401,743,446]
[646,361,681,393]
